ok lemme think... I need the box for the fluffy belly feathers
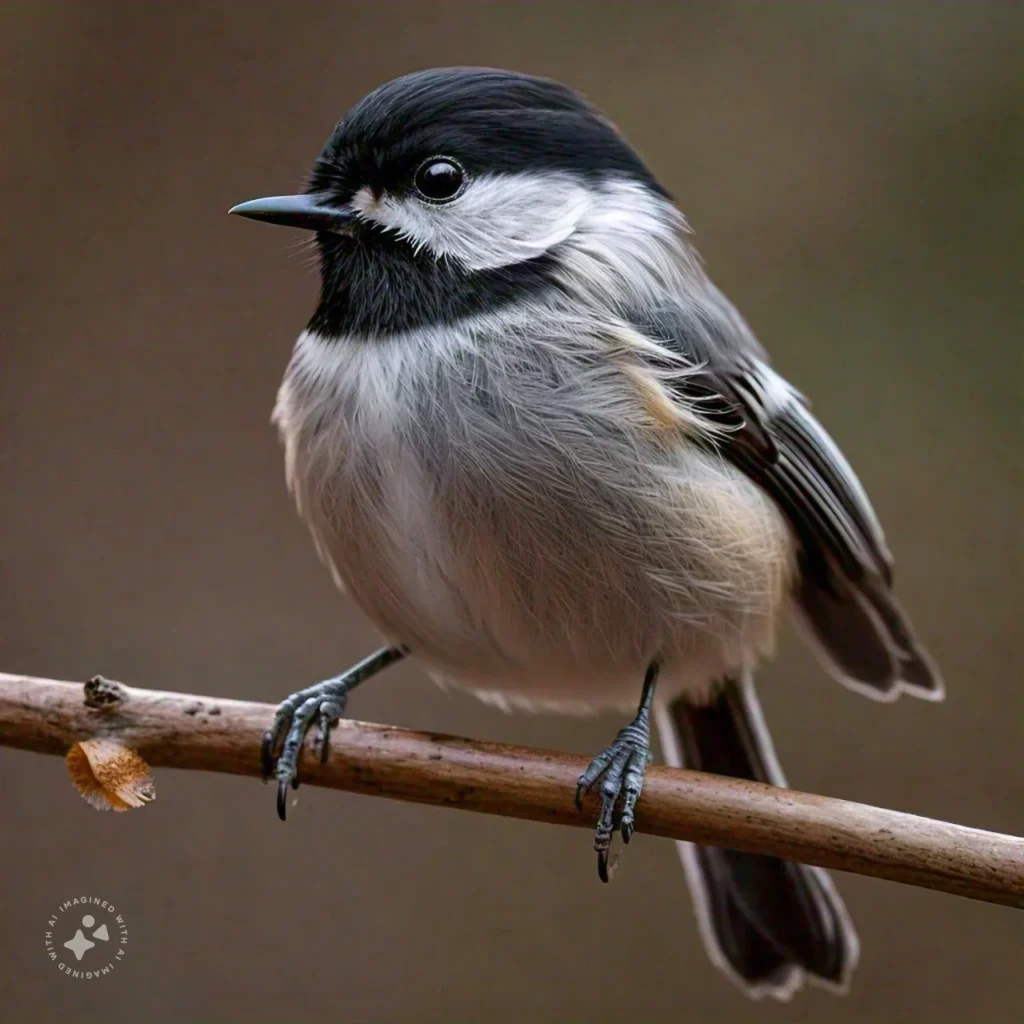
[274,329,793,712]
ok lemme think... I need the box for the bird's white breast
[274,322,792,713]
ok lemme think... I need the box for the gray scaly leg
[576,662,659,882]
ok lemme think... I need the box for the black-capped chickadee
[231,67,943,1001]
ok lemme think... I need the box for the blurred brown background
[1,3,1021,1022]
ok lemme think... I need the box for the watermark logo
[44,897,128,979]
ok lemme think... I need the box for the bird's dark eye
[413,157,466,202]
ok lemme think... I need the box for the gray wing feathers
[634,302,943,702]
[773,393,943,701]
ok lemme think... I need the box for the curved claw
[574,781,586,811]
[276,778,289,821]
[597,847,610,884]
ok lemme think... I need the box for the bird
[230,66,944,1001]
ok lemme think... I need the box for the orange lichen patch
[66,738,155,812]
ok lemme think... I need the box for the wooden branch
[1,671,1021,908]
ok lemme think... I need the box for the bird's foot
[261,675,351,820]
[575,709,654,882]
[260,645,408,821]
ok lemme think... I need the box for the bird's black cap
[307,66,668,202]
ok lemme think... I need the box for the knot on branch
[84,675,127,710]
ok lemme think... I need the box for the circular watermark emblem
[44,897,128,979]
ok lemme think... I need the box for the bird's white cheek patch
[352,172,594,271]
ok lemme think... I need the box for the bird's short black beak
[228,193,355,232]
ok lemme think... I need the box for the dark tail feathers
[655,673,859,1001]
